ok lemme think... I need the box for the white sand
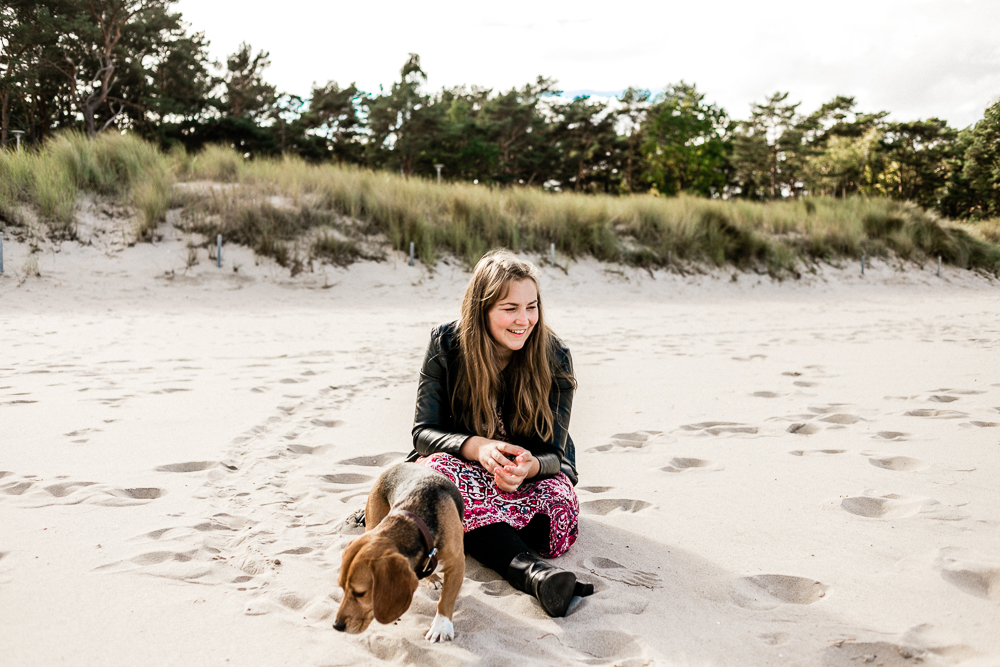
[2,217,999,666]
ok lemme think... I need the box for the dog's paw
[423,573,443,590]
[425,613,454,642]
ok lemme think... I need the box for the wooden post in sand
[937,256,941,277]
[0,230,4,274]
[550,243,555,266]
[216,235,222,268]
[409,242,415,266]
[861,252,866,276]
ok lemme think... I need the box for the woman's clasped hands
[462,437,539,493]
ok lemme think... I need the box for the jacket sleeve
[411,330,474,458]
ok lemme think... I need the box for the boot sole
[537,570,577,617]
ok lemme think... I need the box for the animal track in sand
[868,456,929,472]
[337,452,406,467]
[579,499,653,516]
[935,547,1000,601]
[582,556,663,589]
[841,493,968,521]
[787,423,823,435]
[729,574,829,610]
[790,449,846,456]
[905,409,968,419]
[154,461,219,473]
[823,641,933,667]
[661,457,722,473]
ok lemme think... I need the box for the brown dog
[334,462,465,641]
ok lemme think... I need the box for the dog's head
[333,533,419,634]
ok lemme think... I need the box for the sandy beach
[2,218,999,666]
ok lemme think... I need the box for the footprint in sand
[319,473,373,485]
[43,481,98,497]
[310,419,342,428]
[790,449,846,456]
[337,452,406,467]
[824,641,931,667]
[967,421,999,428]
[661,457,722,473]
[579,499,653,516]
[729,574,829,610]
[1,480,35,495]
[906,409,968,419]
[582,556,662,589]
[868,456,929,472]
[681,422,758,436]
[929,395,959,403]
[787,423,823,435]
[587,430,662,452]
[841,493,967,521]
[578,486,613,493]
[875,431,910,440]
[752,391,780,398]
[285,444,327,456]
[819,414,863,425]
[563,630,644,662]
[809,404,852,415]
[935,547,1000,601]
[154,461,220,473]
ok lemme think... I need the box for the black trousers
[463,514,550,576]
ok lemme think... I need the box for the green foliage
[640,82,729,197]
[4,1,1000,226]
[959,100,1000,218]
[0,130,171,238]
[170,144,1000,275]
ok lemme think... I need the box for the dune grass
[0,131,170,239]
[4,134,1000,276]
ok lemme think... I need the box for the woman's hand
[492,446,538,493]
[460,437,540,492]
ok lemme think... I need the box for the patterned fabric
[418,452,579,558]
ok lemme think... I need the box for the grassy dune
[3,132,1000,276]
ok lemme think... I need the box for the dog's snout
[333,618,347,632]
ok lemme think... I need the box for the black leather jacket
[408,321,578,485]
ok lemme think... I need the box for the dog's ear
[338,537,364,589]
[371,553,418,624]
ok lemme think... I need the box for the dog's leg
[364,491,391,532]
[425,556,463,642]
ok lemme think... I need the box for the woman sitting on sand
[406,248,593,617]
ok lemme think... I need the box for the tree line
[3,0,999,220]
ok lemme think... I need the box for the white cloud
[174,0,1000,127]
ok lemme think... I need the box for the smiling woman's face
[487,279,539,360]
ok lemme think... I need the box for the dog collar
[394,510,438,579]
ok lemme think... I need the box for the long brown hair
[455,249,569,442]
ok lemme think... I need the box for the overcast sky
[174,0,1000,129]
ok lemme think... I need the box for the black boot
[505,552,592,617]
